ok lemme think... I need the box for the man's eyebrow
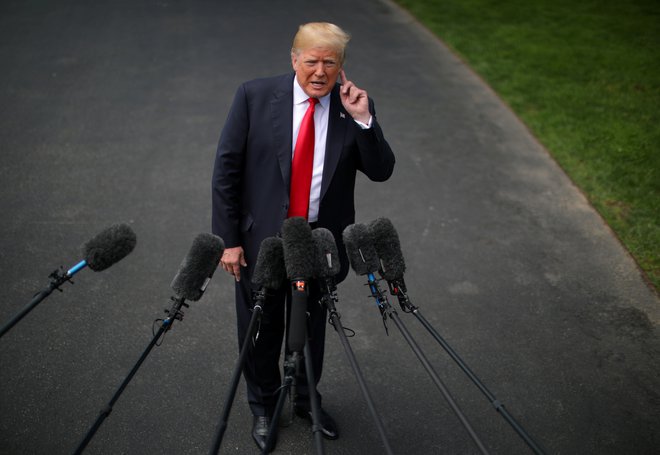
[302,57,336,65]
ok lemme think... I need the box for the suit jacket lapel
[321,85,347,200]
[271,74,294,191]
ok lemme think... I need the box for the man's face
[291,47,342,98]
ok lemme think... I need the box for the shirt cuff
[354,116,373,129]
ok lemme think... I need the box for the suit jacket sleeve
[354,98,395,182]
[211,84,248,248]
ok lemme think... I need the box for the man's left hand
[339,70,371,124]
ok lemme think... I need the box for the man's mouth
[310,81,326,88]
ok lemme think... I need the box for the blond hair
[291,22,351,64]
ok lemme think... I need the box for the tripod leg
[326,309,393,455]
[0,290,51,338]
[209,306,262,454]
[388,309,490,455]
[412,310,547,455]
[303,340,326,455]
[263,369,293,454]
[73,325,167,454]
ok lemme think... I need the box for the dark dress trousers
[212,72,395,416]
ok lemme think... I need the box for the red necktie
[288,97,319,219]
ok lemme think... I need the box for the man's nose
[313,62,325,75]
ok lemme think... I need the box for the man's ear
[291,52,298,71]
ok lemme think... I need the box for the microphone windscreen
[171,233,225,301]
[252,237,285,290]
[81,223,137,272]
[312,228,340,278]
[281,217,315,280]
[368,217,406,281]
[342,223,379,276]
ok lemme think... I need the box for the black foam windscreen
[252,237,285,290]
[170,233,225,301]
[368,217,406,281]
[81,223,137,272]
[342,223,380,276]
[281,217,315,280]
[312,228,340,279]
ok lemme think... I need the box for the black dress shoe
[252,415,276,452]
[294,406,339,440]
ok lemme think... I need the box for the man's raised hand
[339,70,371,124]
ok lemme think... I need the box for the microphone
[170,233,225,302]
[367,218,411,310]
[281,217,315,353]
[311,227,341,309]
[342,222,390,325]
[1,223,137,339]
[367,218,405,281]
[252,235,285,316]
[252,236,286,291]
[342,223,380,276]
[73,232,225,455]
[344,221,492,454]
[210,236,284,454]
[81,223,137,273]
[312,228,341,281]
[273,218,327,453]
[370,220,547,455]
[312,226,395,455]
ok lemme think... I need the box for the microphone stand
[72,296,189,455]
[303,328,325,455]
[265,301,325,455]
[265,350,297,454]
[364,273,490,455]
[0,262,86,339]
[387,280,547,455]
[209,290,266,454]
[319,279,393,455]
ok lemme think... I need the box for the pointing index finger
[340,69,347,85]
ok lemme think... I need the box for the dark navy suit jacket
[212,73,395,284]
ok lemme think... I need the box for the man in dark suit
[212,22,395,451]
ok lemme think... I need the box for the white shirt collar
[293,76,331,110]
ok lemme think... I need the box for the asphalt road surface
[1,0,659,454]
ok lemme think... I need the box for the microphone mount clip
[163,296,189,329]
[365,274,390,335]
[250,289,267,343]
[319,279,338,308]
[48,267,74,292]
[386,279,416,313]
[321,280,355,338]
[251,289,267,312]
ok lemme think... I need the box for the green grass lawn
[395,0,659,291]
